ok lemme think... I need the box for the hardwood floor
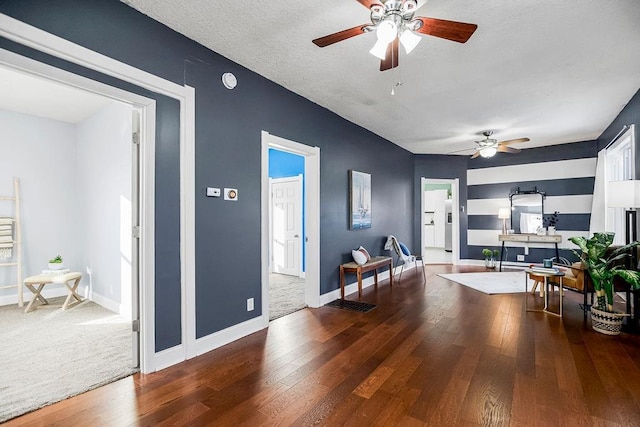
[6,265,640,426]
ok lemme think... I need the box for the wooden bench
[339,256,393,300]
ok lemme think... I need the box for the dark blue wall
[0,0,414,346]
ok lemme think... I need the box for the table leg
[18,281,23,308]
[25,283,48,313]
[62,277,83,310]
[340,266,345,300]
[543,277,548,312]
[560,276,563,318]
[388,260,393,287]
[357,269,363,300]
[374,269,379,287]
[499,241,505,272]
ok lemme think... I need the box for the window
[606,126,635,245]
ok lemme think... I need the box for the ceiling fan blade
[414,17,478,43]
[499,137,530,146]
[470,150,481,159]
[497,145,521,154]
[380,38,399,71]
[312,24,370,47]
[355,0,383,9]
[447,147,475,155]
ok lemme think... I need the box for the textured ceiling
[122,0,640,155]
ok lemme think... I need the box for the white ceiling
[0,66,113,124]
[121,0,640,155]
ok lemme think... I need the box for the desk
[524,268,565,317]
[339,256,393,300]
[499,234,561,271]
[23,272,83,313]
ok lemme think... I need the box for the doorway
[421,178,460,264]
[0,59,151,420]
[269,150,305,319]
[261,132,320,324]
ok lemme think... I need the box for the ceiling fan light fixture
[369,39,389,60]
[376,19,398,43]
[479,146,497,158]
[399,29,421,54]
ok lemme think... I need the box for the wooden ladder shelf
[0,177,23,306]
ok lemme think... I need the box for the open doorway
[268,149,305,320]
[421,178,460,264]
[261,132,320,324]
[0,59,148,421]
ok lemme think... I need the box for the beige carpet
[269,273,306,320]
[0,297,135,422]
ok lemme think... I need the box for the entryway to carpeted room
[268,148,308,320]
[269,273,306,320]
[0,65,141,422]
[0,297,134,422]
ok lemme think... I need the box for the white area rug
[438,271,526,294]
[0,298,135,422]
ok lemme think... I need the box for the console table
[498,234,561,271]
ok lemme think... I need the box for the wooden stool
[529,273,564,297]
[23,272,83,313]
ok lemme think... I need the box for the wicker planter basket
[590,307,626,335]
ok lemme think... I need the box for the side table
[524,268,565,318]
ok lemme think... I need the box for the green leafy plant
[481,248,499,259]
[569,232,640,312]
[49,255,63,264]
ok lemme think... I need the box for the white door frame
[0,14,196,373]
[421,178,460,264]
[261,131,320,319]
[269,175,303,277]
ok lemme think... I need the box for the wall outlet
[517,255,525,262]
[247,297,254,311]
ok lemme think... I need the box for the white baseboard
[0,284,86,307]
[153,344,185,372]
[318,262,411,306]
[89,290,121,314]
[195,314,268,357]
[153,315,268,372]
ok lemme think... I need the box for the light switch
[224,188,238,201]
[206,187,221,197]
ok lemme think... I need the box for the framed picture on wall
[350,170,371,230]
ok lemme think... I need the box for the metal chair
[385,235,425,282]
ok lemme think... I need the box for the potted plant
[544,211,559,235]
[48,255,64,270]
[569,232,640,335]
[482,248,500,269]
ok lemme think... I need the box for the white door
[271,176,302,276]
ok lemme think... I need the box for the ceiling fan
[312,0,478,71]
[470,131,530,159]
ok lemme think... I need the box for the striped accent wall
[466,144,597,263]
